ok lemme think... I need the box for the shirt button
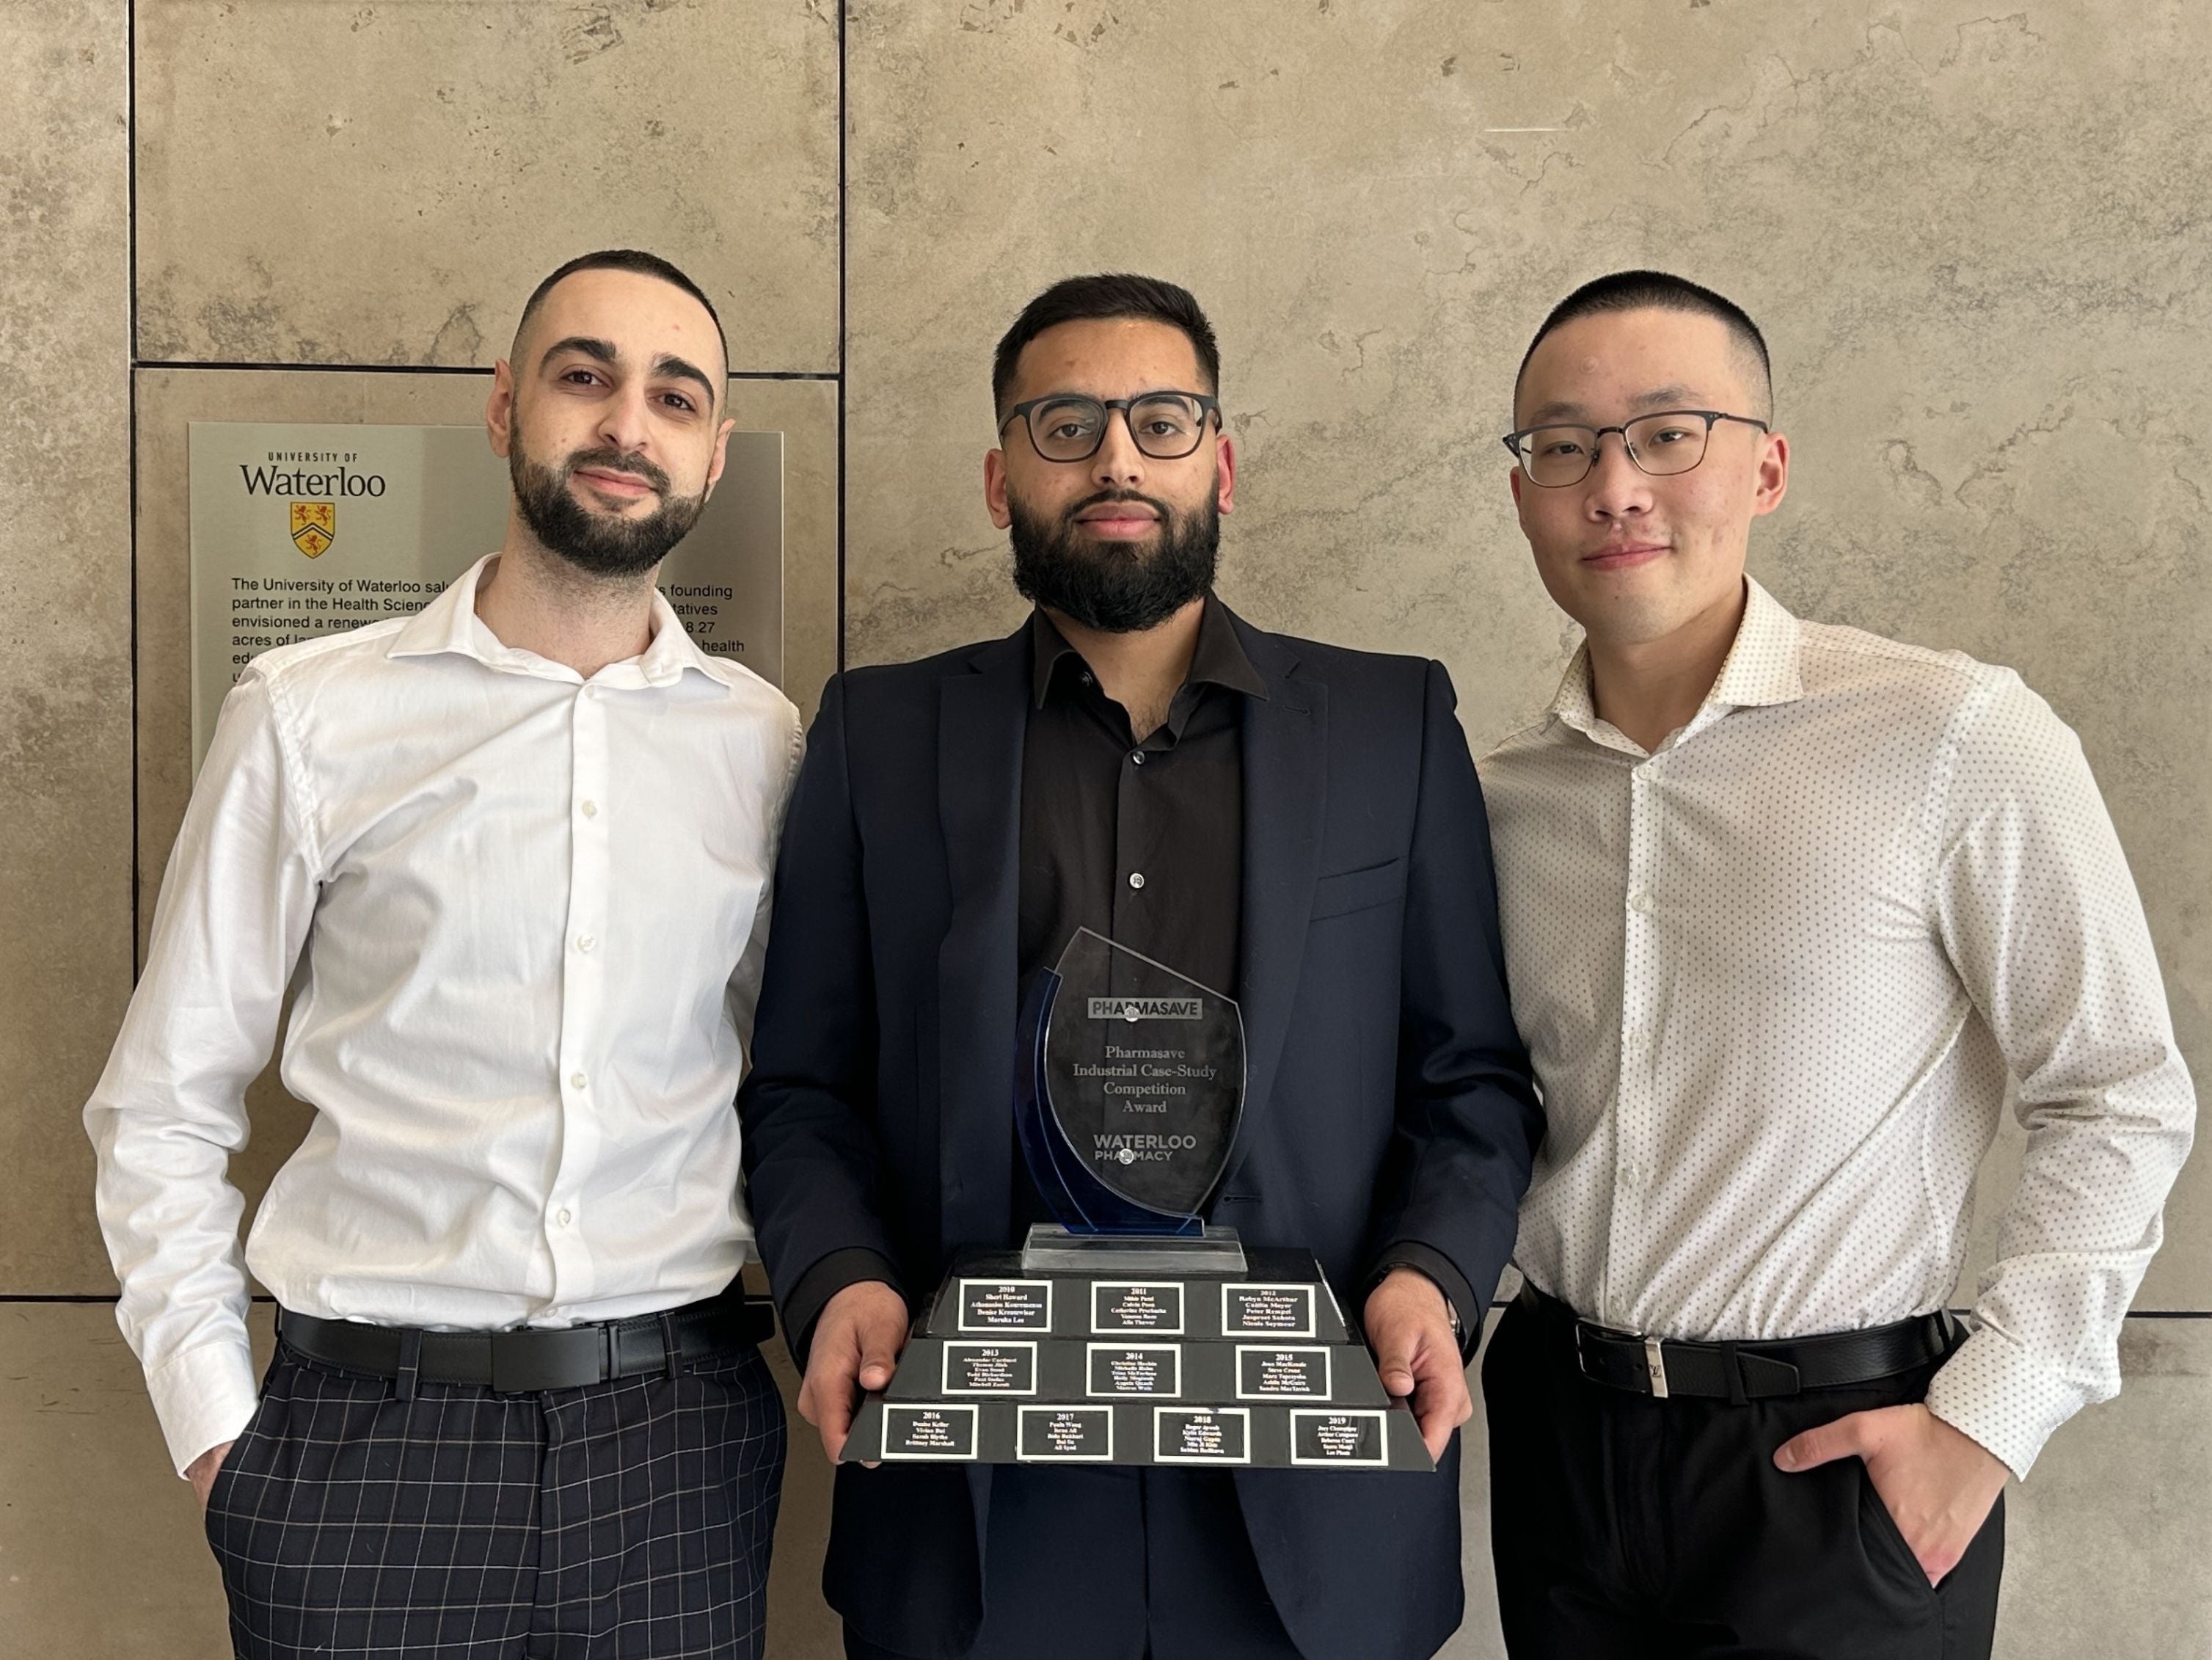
[1131,751,1147,765]
[1628,889,1653,914]
[569,1071,588,1091]
[576,934,596,953]
[580,800,599,818]
[556,1208,573,1226]
[1080,671,1095,686]
[1128,872,1146,889]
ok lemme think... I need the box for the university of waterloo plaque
[187,422,783,768]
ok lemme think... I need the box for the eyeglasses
[1000,391,1220,463]
[1500,409,1770,487]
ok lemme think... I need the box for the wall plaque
[186,421,783,768]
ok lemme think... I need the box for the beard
[1008,484,1220,633]
[508,422,707,578]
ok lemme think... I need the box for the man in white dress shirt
[1478,269,2194,1658]
[84,249,803,1660]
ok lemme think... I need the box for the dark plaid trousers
[203,1334,786,1660]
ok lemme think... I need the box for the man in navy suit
[739,273,1541,1660]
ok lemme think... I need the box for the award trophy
[842,929,1433,1471]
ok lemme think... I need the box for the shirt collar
[388,553,718,689]
[1547,575,1804,748]
[1704,577,1805,711]
[1029,594,1269,710]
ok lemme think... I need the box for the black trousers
[1483,1296,2004,1659]
[841,1466,1302,1660]
[204,1336,786,1660]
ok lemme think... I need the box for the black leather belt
[277,1288,775,1393]
[1517,1282,1959,1402]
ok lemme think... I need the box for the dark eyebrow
[650,352,718,407]
[540,335,618,368]
[540,337,718,409]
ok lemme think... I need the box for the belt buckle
[490,1326,609,1392]
[1643,1336,1670,1399]
[1574,1320,1669,1398]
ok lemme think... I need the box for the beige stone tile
[0,1301,270,1658]
[0,1,133,1292]
[1991,1316,2212,1656]
[846,0,2207,1302]
[136,1,839,371]
[0,1299,849,1656]
[119,366,837,1285]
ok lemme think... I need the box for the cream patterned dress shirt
[1479,577,2193,1477]
[86,555,803,1474]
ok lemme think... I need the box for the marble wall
[1,1,2202,1653]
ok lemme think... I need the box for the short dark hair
[993,273,1220,414]
[513,248,729,389]
[1516,269,1771,416]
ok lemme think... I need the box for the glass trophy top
[1016,928,1246,1232]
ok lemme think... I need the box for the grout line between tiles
[835,0,849,675]
[133,359,836,380]
[126,0,142,968]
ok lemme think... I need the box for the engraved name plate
[1090,1281,1186,1336]
[1235,1345,1334,1401]
[1153,1406,1251,1464]
[881,1405,979,1461]
[1086,1342,1182,1398]
[1288,1410,1390,1468]
[941,1341,1038,1396]
[1017,1405,1116,1463]
[1222,1282,1316,1339]
[957,1279,1054,1333]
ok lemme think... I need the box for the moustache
[562,447,673,497]
[1065,488,1176,524]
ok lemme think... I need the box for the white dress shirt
[1479,577,2193,1477]
[86,554,803,1475]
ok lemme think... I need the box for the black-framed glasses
[1500,409,1770,487]
[1000,391,1220,463]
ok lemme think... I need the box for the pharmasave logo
[241,451,387,560]
[1087,997,1204,1021]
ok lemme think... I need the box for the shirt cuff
[1365,1242,1483,1363]
[147,1338,263,1479]
[1922,1321,2086,1480]
[781,1248,906,1369]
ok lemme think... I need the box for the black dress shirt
[1013,599,1267,1226]
[1016,597,1266,997]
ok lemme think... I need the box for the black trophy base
[836,1244,1435,1473]
[1019,1222,1249,1275]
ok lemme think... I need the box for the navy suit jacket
[739,608,1541,1660]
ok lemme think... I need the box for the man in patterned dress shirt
[1477,269,2194,1659]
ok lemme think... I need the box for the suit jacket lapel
[1227,616,1327,1189]
[936,629,1030,1249]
